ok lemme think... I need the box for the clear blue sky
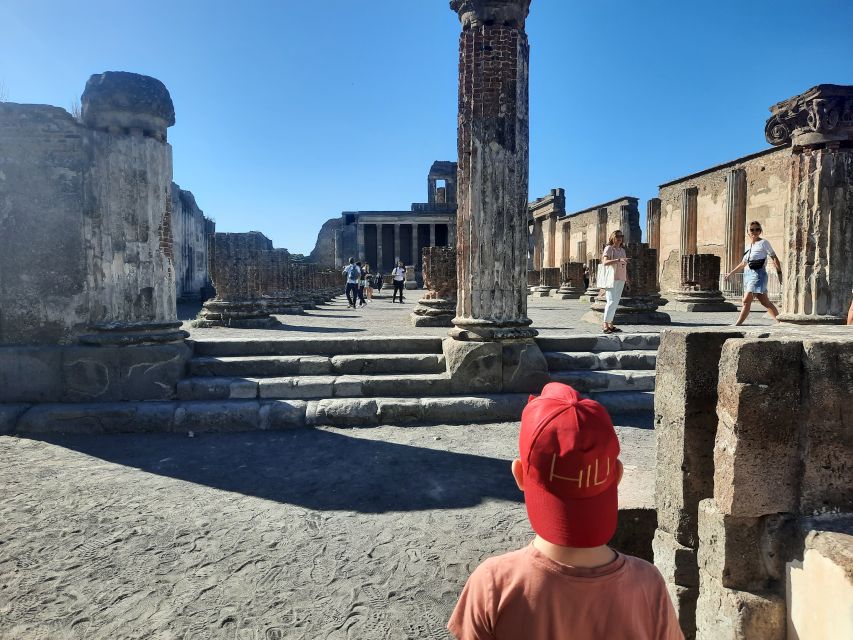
[2,1,852,255]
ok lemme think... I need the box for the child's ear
[616,460,624,486]
[511,459,525,491]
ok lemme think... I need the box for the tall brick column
[766,85,853,323]
[445,0,547,394]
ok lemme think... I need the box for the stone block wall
[171,183,214,301]
[654,329,853,639]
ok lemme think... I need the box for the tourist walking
[356,262,367,307]
[391,260,406,303]
[363,264,373,301]
[342,257,360,309]
[583,265,590,291]
[600,230,628,334]
[724,221,781,326]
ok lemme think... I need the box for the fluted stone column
[393,223,401,263]
[561,220,571,266]
[765,85,853,323]
[446,0,546,394]
[411,224,418,266]
[681,187,698,257]
[356,223,365,261]
[532,219,543,271]
[376,223,384,273]
[596,208,608,255]
[723,169,747,275]
[647,198,661,253]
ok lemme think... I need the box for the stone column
[376,223,384,273]
[356,222,365,260]
[448,222,457,250]
[583,244,670,325]
[393,223,401,264]
[561,220,571,265]
[765,85,853,323]
[553,262,585,299]
[429,223,436,247]
[532,219,543,271]
[666,254,737,312]
[412,247,457,327]
[596,208,608,255]
[723,169,746,276]
[647,198,662,289]
[532,267,559,297]
[411,224,419,266]
[620,204,632,244]
[585,258,601,302]
[680,187,698,257]
[446,0,547,394]
[545,214,556,267]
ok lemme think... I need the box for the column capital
[765,84,853,148]
[449,0,530,30]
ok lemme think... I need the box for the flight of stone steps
[179,333,658,427]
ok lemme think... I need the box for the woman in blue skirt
[724,221,781,326]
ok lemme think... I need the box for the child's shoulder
[620,554,668,587]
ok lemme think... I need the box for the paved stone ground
[180,293,776,340]
[0,421,653,640]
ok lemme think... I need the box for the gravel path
[0,422,653,640]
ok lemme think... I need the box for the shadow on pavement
[37,429,522,513]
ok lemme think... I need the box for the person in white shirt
[391,260,406,303]
[724,221,781,326]
[342,257,361,309]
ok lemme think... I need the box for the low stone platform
[0,420,654,640]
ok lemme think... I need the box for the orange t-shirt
[448,545,684,640]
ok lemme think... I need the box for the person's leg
[756,293,779,320]
[848,297,853,325]
[608,280,625,330]
[734,292,754,326]
[345,283,355,307]
[602,284,618,330]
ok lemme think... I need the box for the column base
[531,286,554,297]
[551,285,584,300]
[411,298,456,327]
[583,295,671,325]
[776,313,846,325]
[78,320,189,346]
[195,300,281,329]
[443,336,549,394]
[585,287,603,303]
[263,297,304,315]
[449,318,538,341]
[665,289,738,313]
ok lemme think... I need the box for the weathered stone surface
[306,398,380,427]
[450,0,535,341]
[501,339,549,393]
[412,247,456,327]
[695,579,785,640]
[665,584,698,640]
[611,508,657,563]
[258,376,335,400]
[655,330,743,546]
[654,528,699,587]
[190,355,333,377]
[697,499,794,592]
[714,339,803,517]
[174,400,260,433]
[17,402,176,435]
[177,377,258,401]
[553,262,585,299]
[258,400,307,430]
[442,339,502,393]
[330,353,443,375]
[778,145,853,323]
[799,340,853,515]
[0,404,30,435]
[82,71,175,140]
[667,254,737,312]
[0,347,64,403]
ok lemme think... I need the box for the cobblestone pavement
[1,421,653,640]
[181,293,776,340]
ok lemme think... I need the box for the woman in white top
[724,220,781,326]
[600,230,628,334]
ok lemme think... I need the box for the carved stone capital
[449,0,530,30]
[766,84,853,148]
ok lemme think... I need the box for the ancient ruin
[666,254,738,312]
[553,262,586,299]
[411,247,457,327]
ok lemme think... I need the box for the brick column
[666,254,737,312]
[449,0,534,341]
[412,247,457,327]
[554,262,585,299]
[445,0,546,394]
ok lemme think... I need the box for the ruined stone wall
[171,183,214,300]
[308,217,343,267]
[562,197,641,264]
[0,100,176,344]
[658,147,788,294]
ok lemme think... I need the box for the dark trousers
[345,282,358,306]
[358,285,366,306]
[392,280,405,302]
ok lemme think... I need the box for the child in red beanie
[448,382,683,640]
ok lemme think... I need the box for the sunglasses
[615,234,624,238]
[749,227,761,232]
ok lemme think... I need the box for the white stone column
[411,224,419,266]
[356,222,365,260]
[393,223,401,263]
[376,223,384,272]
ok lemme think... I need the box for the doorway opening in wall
[435,224,449,247]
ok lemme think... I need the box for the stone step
[191,335,444,358]
[188,353,446,377]
[536,333,660,353]
[177,373,454,401]
[548,369,656,393]
[4,392,654,435]
[544,349,657,371]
